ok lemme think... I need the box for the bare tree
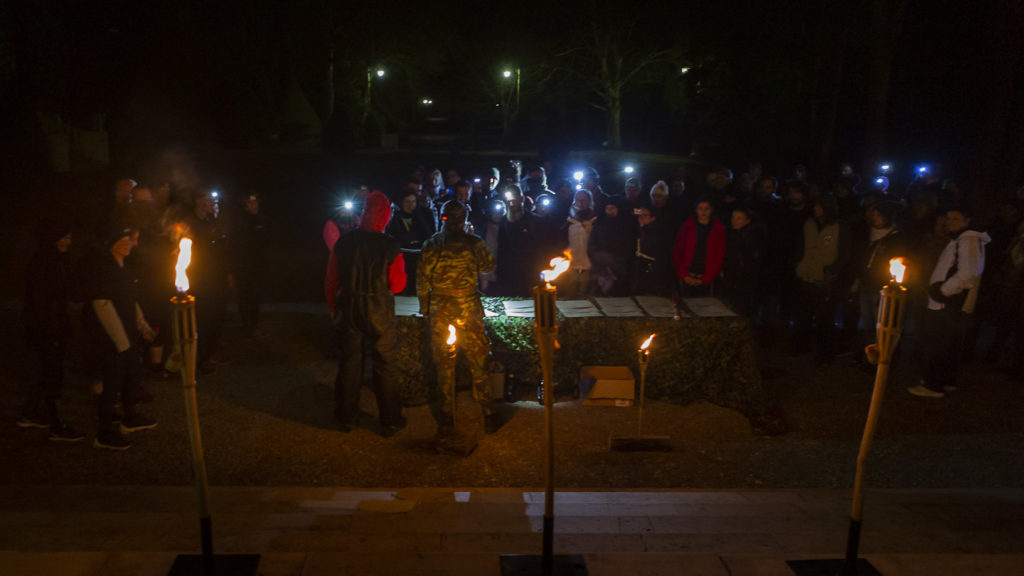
[557,9,679,150]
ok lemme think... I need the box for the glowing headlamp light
[573,171,584,182]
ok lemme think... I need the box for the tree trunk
[607,94,622,150]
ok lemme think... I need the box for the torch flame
[640,333,656,350]
[446,324,457,346]
[889,257,906,284]
[175,238,193,293]
[540,250,572,284]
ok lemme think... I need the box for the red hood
[361,190,392,232]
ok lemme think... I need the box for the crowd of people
[18,179,271,449]
[17,156,1024,446]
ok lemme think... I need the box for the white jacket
[927,229,990,312]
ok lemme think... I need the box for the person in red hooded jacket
[331,191,407,437]
[673,196,726,298]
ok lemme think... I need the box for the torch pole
[172,294,213,562]
[845,282,906,573]
[636,350,649,436]
[533,284,558,576]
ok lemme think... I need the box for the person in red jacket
[673,196,726,298]
[331,191,407,437]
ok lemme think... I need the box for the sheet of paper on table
[394,296,421,317]
[503,299,536,317]
[635,295,686,318]
[682,297,737,317]
[556,299,604,317]
[593,297,645,317]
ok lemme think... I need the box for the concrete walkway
[1,486,1022,575]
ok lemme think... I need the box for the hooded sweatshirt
[927,229,991,312]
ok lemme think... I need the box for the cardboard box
[579,366,635,407]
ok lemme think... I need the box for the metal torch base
[786,558,882,576]
[500,554,589,576]
[167,554,261,576]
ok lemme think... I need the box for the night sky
[2,1,1022,201]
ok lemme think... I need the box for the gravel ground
[2,303,1022,489]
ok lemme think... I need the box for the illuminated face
[115,179,135,205]
[757,180,776,198]
[605,204,619,218]
[696,201,712,224]
[401,195,417,213]
[572,192,591,212]
[945,210,968,234]
[196,195,216,217]
[870,208,887,229]
[56,233,71,253]
[731,211,750,230]
[637,208,654,226]
[651,194,668,208]
[488,175,499,190]
[455,186,470,204]
[244,196,259,214]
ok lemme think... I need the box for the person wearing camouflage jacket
[418,201,499,434]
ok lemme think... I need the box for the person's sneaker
[94,430,131,451]
[380,417,407,438]
[908,384,944,398]
[49,424,85,442]
[119,414,158,434]
[16,415,49,429]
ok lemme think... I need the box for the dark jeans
[236,270,264,330]
[23,331,67,417]
[98,348,144,433]
[333,323,403,428]
[920,307,969,391]
[195,285,227,364]
[792,280,836,358]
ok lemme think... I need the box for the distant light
[473,178,481,183]
[541,197,552,206]
[422,98,433,105]
[211,190,219,199]
[376,69,385,78]
[343,201,354,210]
[493,201,504,211]
[680,67,691,74]
[495,103,500,107]
[917,165,929,174]
[880,163,891,173]
[875,178,884,185]
[572,171,584,182]
[503,70,512,78]
[575,183,582,190]
[623,165,635,174]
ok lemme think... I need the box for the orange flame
[175,238,193,293]
[889,257,906,284]
[640,333,656,351]
[446,324,457,346]
[540,250,572,284]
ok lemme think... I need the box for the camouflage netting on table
[395,297,772,430]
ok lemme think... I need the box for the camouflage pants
[429,295,492,416]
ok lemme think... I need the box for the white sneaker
[908,385,944,398]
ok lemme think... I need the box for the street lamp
[502,67,520,110]
[363,66,385,125]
